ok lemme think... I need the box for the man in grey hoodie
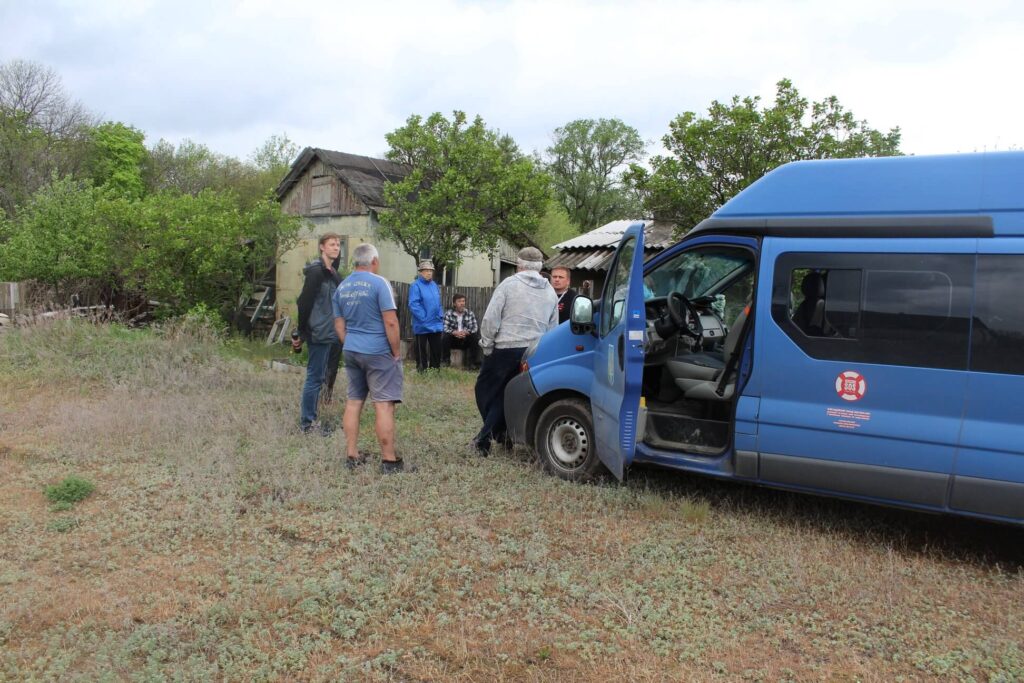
[472,246,558,456]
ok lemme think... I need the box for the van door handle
[617,333,624,371]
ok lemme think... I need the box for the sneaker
[381,458,416,474]
[301,422,335,437]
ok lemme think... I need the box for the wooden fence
[390,281,494,340]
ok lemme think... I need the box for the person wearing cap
[408,259,444,372]
[471,246,558,456]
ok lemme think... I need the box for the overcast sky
[2,0,1022,163]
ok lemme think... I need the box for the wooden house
[274,147,520,321]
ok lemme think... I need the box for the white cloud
[1,0,1021,159]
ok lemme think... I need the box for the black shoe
[381,458,416,474]
[345,452,369,471]
[469,439,489,457]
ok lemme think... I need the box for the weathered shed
[273,147,517,322]
[545,220,679,294]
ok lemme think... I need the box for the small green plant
[44,475,95,506]
[46,516,80,533]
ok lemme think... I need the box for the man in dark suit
[550,266,577,325]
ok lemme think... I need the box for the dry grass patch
[0,320,1022,681]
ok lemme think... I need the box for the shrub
[43,476,95,506]
[157,302,227,343]
[46,516,80,533]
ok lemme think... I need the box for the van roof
[692,151,1024,238]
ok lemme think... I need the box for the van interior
[637,246,756,455]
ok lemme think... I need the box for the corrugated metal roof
[553,220,680,250]
[553,220,652,249]
[545,220,681,272]
[546,249,616,272]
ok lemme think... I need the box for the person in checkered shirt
[442,293,481,369]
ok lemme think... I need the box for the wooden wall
[280,160,366,216]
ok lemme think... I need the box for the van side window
[789,268,861,338]
[773,253,972,370]
[971,255,1024,375]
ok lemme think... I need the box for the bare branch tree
[0,59,94,136]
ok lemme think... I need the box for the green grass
[43,475,95,506]
[0,320,1022,681]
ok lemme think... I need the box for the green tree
[122,190,301,316]
[143,133,298,209]
[532,200,579,253]
[143,138,222,196]
[0,176,112,288]
[626,79,902,228]
[249,132,299,175]
[545,118,646,230]
[85,122,147,198]
[379,111,549,270]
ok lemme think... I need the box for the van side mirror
[570,296,595,334]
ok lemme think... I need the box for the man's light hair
[352,243,379,266]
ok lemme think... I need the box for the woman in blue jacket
[409,260,444,372]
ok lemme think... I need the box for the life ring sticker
[835,370,866,402]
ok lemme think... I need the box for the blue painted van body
[506,152,1024,526]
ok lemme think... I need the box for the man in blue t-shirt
[332,243,410,474]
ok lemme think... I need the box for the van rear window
[972,255,1024,375]
[773,253,972,370]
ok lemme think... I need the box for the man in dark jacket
[294,233,344,433]
[408,260,443,372]
[550,266,578,325]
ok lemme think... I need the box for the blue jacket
[409,276,443,334]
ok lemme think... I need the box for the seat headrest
[800,272,825,298]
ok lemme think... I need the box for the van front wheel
[535,399,605,482]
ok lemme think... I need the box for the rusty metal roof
[546,220,680,272]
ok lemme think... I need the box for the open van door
[591,223,647,479]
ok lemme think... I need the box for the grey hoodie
[479,270,559,351]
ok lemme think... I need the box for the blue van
[505,152,1024,526]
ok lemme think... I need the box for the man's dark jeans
[473,346,526,452]
[442,331,481,368]
[415,332,442,372]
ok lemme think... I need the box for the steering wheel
[667,292,703,340]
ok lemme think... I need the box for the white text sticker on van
[827,407,872,430]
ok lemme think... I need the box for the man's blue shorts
[343,350,404,403]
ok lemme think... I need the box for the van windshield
[646,249,751,300]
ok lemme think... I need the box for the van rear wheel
[535,399,605,482]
